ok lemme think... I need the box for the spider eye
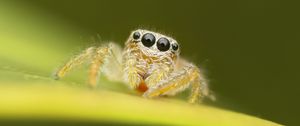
[133,32,140,40]
[172,43,179,51]
[157,37,170,52]
[141,33,156,47]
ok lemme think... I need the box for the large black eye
[141,33,156,47]
[172,43,179,51]
[157,37,170,52]
[133,32,140,40]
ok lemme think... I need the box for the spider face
[129,29,180,58]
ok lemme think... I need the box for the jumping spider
[55,29,213,103]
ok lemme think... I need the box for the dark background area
[12,0,300,125]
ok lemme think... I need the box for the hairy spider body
[55,29,213,103]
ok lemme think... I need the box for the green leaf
[0,70,279,126]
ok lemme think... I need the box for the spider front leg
[122,47,147,89]
[123,58,144,89]
[54,44,112,88]
[144,63,172,87]
[143,64,209,104]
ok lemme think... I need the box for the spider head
[127,29,180,59]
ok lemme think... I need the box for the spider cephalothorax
[55,29,213,103]
[123,30,180,90]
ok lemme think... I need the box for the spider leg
[101,43,123,82]
[54,47,96,80]
[122,45,145,89]
[144,63,172,87]
[88,45,111,88]
[123,58,144,89]
[54,43,117,88]
[143,64,210,103]
[188,75,210,103]
[88,43,125,87]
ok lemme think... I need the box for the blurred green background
[0,0,299,125]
